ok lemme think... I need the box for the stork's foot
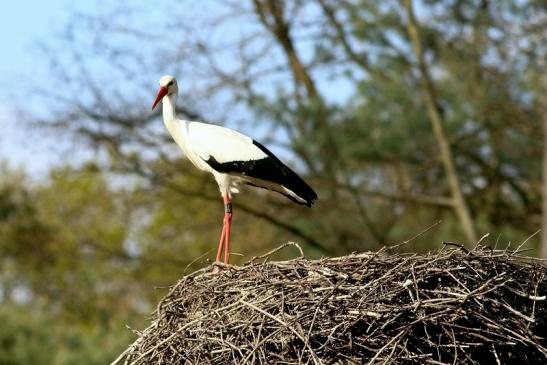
[211,261,228,274]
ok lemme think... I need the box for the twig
[249,241,304,263]
[389,220,443,250]
[442,242,469,254]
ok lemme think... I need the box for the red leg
[215,223,226,263]
[212,195,232,273]
[223,195,232,264]
[224,212,232,264]
[212,224,226,274]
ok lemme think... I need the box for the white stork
[152,75,317,269]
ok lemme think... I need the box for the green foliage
[0,304,132,365]
[0,305,55,365]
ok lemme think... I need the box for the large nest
[115,243,546,364]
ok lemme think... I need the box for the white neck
[162,93,177,123]
[160,92,190,152]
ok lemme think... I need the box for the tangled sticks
[118,244,546,364]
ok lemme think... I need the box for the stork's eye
[167,81,174,87]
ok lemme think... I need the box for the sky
[0,0,74,176]
[0,0,355,178]
[0,0,245,177]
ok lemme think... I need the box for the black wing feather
[204,140,317,206]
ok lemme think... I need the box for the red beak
[151,86,168,111]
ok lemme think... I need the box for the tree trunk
[403,0,477,243]
[541,77,547,258]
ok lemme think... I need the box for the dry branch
[115,244,546,364]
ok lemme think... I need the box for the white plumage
[188,123,269,164]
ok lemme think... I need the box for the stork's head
[151,75,178,110]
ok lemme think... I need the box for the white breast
[163,118,213,172]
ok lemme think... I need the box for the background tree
[1,0,545,362]
[30,0,545,251]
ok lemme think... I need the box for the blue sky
[0,1,240,176]
[0,1,355,177]
[0,0,74,175]
[0,0,70,86]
